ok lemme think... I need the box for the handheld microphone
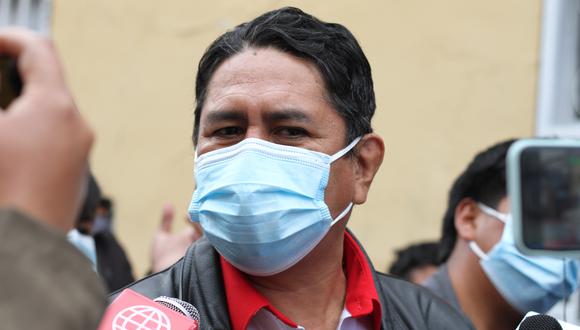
[99,289,199,330]
[153,296,201,325]
[517,312,580,330]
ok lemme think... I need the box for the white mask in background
[67,229,97,271]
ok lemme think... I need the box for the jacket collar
[181,229,392,330]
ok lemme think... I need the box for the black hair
[388,242,440,280]
[98,197,114,219]
[76,173,102,232]
[98,197,112,211]
[192,7,375,145]
[438,139,517,263]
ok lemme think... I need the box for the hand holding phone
[0,0,51,109]
[0,28,94,231]
[0,56,22,109]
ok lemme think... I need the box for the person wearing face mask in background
[387,242,441,285]
[70,173,136,292]
[68,173,101,269]
[424,139,580,330]
[111,7,473,330]
[92,197,114,235]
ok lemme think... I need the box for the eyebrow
[264,109,312,123]
[204,110,247,126]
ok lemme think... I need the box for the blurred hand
[150,203,202,273]
[0,29,93,232]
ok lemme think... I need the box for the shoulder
[0,209,107,329]
[109,258,183,303]
[108,237,219,303]
[376,272,474,329]
[109,237,232,329]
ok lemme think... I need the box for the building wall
[52,0,540,275]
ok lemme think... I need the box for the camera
[0,0,51,109]
[508,138,580,257]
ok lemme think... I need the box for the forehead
[204,47,329,107]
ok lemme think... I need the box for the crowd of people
[0,7,578,330]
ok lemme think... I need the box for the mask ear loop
[330,137,362,162]
[330,203,353,226]
[468,241,490,261]
[477,203,508,223]
[328,137,361,226]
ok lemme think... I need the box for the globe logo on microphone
[112,305,172,330]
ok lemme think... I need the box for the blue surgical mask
[91,215,112,235]
[67,229,97,271]
[188,137,360,276]
[469,203,580,314]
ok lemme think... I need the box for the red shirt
[220,231,382,330]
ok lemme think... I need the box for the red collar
[220,231,382,330]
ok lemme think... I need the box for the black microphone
[519,314,563,330]
[517,312,580,330]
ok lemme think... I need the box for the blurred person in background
[92,197,114,234]
[149,203,202,274]
[0,28,105,329]
[388,242,440,284]
[68,172,101,268]
[71,172,135,293]
[425,139,580,330]
[93,197,135,292]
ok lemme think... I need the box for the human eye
[212,126,244,139]
[275,127,309,139]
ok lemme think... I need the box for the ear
[454,198,479,241]
[352,133,385,204]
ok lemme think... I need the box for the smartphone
[0,0,52,109]
[0,56,21,109]
[507,139,580,257]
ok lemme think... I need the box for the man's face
[196,47,357,218]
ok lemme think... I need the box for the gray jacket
[112,232,474,329]
[0,209,106,329]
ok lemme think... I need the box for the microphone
[99,289,199,330]
[153,296,201,325]
[517,312,580,330]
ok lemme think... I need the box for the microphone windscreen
[99,289,198,330]
[519,314,563,330]
[154,296,201,323]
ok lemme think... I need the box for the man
[68,172,102,268]
[388,242,440,284]
[116,8,472,329]
[70,173,135,292]
[425,139,579,330]
[0,29,106,328]
[92,197,136,293]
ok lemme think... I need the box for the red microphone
[99,289,199,330]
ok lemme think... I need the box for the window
[536,0,580,138]
[0,0,51,34]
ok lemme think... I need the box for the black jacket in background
[111,233,474,329]
[95,230,135,293]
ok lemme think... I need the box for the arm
[0,29,105,329]
[0,209,106,329]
